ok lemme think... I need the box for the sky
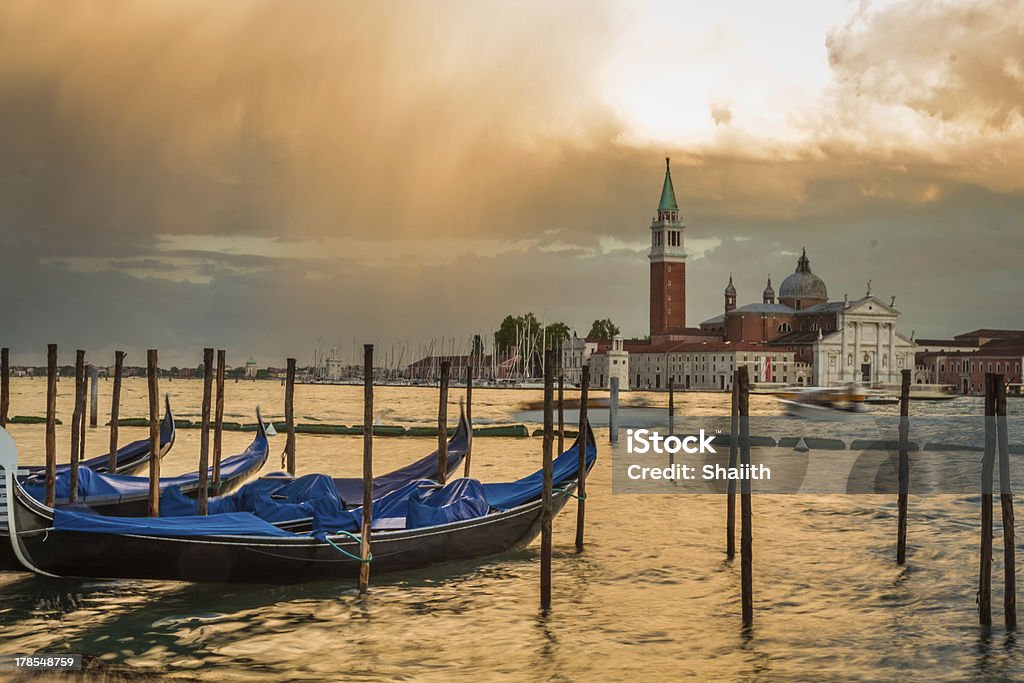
[0,0,1022,367]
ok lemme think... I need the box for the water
[1,378,1023,680]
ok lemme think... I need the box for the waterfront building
[915,331,1024,394]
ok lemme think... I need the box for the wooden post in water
[108,351,125,472]
[575,364,590,551]
[437,360,450,485]
[45,344,58,506]
[727,371,739,560]
[609,376,619,443]
[897,369,911,565]
[285,358,296,477]
[68,350,85,504]
[0,347,9,428]
[996,373,1016,630]
[540,348,555,609]
[79,363,88,464]
[463,364,474,477]
[738,367,753,627]
[213,349,226,488]
[668,378,675,435]
[147,350,160,517]
[359,344,374,594]
[197,348,214,515]
[89,365,99,428]
[980,373,996,626]
[557,367,565,455]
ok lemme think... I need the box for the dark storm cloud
[0,0,1021,365]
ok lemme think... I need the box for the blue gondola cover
[406,478,490,529]
[53,508,297,538]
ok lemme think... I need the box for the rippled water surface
[2,378,1024,681]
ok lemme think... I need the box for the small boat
[1,424,596,584]
[513,397,665,428]
[21,395,175,477]
[907,384,959,401]
[776,384,871,420]
[864,389,899,406]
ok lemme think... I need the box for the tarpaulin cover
[333,412,470,506]
[406,478,490,529]
[22,435,266,503]
[53,507,297,538]
[481,428,597,510]
[163,472,361,534]
[162,472,343,522]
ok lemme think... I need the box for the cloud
[0,0,1022,365]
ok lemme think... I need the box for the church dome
[724,274,736,296]
[778,249,827,303]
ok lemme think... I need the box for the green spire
[658,157,678,212]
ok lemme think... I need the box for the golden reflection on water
[1,378,1022,681]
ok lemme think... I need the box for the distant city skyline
[1,0,1022,366]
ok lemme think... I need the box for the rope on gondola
[553,487,586,501]
[323,529,372,563]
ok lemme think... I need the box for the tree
[471,334,485,359]
[587,318,620,340]
[544,322,571,351]
[495,313,541,354]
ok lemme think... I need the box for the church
[571,159,918,390]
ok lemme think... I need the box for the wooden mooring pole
[668,378,675,435]
[197,348,214,515]
[738,366,753,627]
[89,365,99,428]
[727,371,739,560]
[108,351,125,472]
[540,348,555,609]
[79,363,87,467]
[45,344,57,506]
[575,364,589,552]
[68,350,85,504]
[980,373,996,626]
[213,349,225,488]
[285,358,296,477]
[0,347,9,428]
[557,366,565,455]
[996,373,1016,630]
[463,364,474,477]
[438,360,450,485]
[897,369,911,565]
[359,344,374,594]
[609,376,619,443]
[147,350,160,517]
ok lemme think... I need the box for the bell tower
[649,158,686,338]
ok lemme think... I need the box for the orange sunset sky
[0,0,1021,365]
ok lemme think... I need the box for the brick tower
[649,158,686,339]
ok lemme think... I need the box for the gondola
[0,411,268,571]
[21,395,175,477]
[18,409,270,517]
[1,423,597,584]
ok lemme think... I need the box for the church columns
[840,324,848,381]
[888,323,896,384]
[875,322,883,385]
[853,321,860,383]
